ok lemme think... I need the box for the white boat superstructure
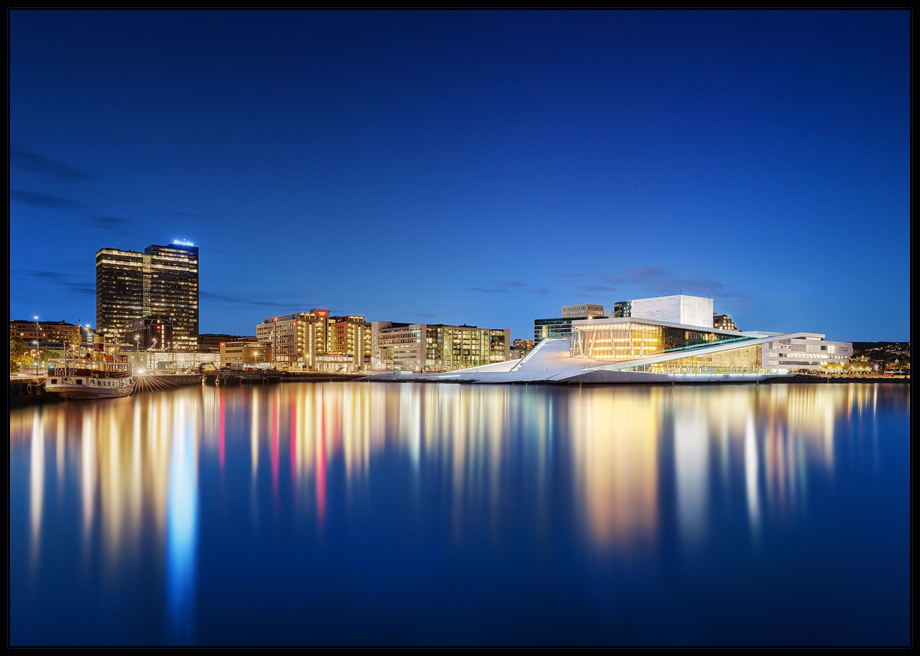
[45,358,135,399]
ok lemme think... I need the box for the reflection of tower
[167,406,199,644]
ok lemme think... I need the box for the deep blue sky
[9,10,910,342]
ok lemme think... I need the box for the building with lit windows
[371,295,851,383]
[535,303,605,344]
[198,333,254,353]
[9,320,80,350]
[564,317,851,377]
[371,322,510,372]
[534,317,575,344]
[257,310,370,372]
[95,242,199,351]
[220,341,272,368]
[328,314,372,371]
[562,304,605,319]
[712,313,740,332]
[124,315,175,351]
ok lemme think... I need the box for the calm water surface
[9,382,910,645]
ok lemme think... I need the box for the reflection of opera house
[370,295,852,384]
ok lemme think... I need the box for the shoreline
[9,373,910,408]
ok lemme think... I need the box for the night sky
[9,10,910,343]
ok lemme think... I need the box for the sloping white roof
[364,332,802,384]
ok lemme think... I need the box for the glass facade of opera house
[569,319,852,374]
[571,320,752,360]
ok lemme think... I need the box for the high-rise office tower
[96,242,199,351]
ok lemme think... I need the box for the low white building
[128,350,219,374]
[760,334,852,373]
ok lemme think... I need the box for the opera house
[369,295,852,384]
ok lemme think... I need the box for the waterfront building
[379,294,852,384]
[612,301,632,318]
[9,320,80,350]
[125,315,175,351]
[329,314,371,372]
[534,317,574,344]
[257,313,301,367]
[512,339,534,352]
[257,310,370,372]
[199,333,256,353]
[371,322,510,372]
[535,303,605,344]
[568,317,851,375]
[220,341,272,368]
[562,304,605,319]
[139,350,219,374]
[96,242,199,351]
[510,339,534,360]
[713,313,740,332]
[759,335,851,373]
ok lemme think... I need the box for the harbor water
[9,382,910,645]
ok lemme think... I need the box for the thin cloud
[144,209,208,220]
[468,280,549,295]
[560,268,752,306]
[10,146,92,181]
[619,266,733,300]
[87,215,136,232]
[578,284,620,294]
[63,282,95,297]
[201,291,306,311]
[17,271,95,297]
[11,190,84,209]
[22,270,67,280]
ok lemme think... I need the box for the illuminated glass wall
[631,345,763,374]
[571,321,755,361]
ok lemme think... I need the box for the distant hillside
[852,342,911,362]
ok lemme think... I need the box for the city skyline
[9,10,910,343]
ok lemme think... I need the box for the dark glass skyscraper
[96,242,199,351]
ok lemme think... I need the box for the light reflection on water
[9,382,909,645]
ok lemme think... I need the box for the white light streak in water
[167,400,199,644]
[744,415,760,536]
[81,413,96,551]
[30,412,44,570]
[56,411,65,488]
[251,391,260,478]
[674,403,709,547]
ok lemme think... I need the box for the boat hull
[45,376,135,400]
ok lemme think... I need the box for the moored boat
[45,358,135,399]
